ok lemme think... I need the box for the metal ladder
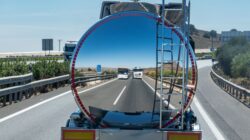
[151,0,191,129]
[151,22,185,129]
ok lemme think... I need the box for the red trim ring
[70,11,197,128]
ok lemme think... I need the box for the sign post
[96,65,102,80]
[42,39,53,56]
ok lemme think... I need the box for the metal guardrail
[0,74,116,107]
[73,74,116,85]
[0,75,69,106]
[210,67,250,107]
[0,73,33,87]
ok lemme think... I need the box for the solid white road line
[0,78,118,124]
[193,96,226,140]
[113,86,126,105]
[0,91,71,123]
[142,78,176,109]
[143,75,226,139]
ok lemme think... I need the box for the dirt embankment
[191,29,221,49]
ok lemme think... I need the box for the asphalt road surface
[0,60,249,140]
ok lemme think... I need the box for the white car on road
[133,68,143,79]
[117,68,129,79]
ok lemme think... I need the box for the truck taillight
[61,128,95,140]
[167,131,202,140]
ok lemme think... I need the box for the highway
[194,61,250,140]
[0,60,250,140]
[77,77,156,113]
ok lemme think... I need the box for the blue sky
[75,14,157,69]
[74,12,192,69]
[0,0,249,52]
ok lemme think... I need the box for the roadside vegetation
[215,37,250,88]
[32,59,69,80]
[1,55,63,62]
[195,52,215,59]
[145,69,193,84]
[0,59,29,77]
[0,57,69,80]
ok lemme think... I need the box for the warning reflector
[61,128,95,140]
[167,131,202,140]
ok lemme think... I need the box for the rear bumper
[61,128,202,140]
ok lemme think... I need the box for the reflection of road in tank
[142,76,182,111]
[74,75,181,114]
[115,77,156,113]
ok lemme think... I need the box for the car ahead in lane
[133,68,143,79]
[117,68,129,79]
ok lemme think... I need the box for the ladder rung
[165,8,183,11]
[163,43,184,46]
[161,109,179,113]
[165,92,181,96]
[158,75,182,78]
[166,26,181,30]
[157,24,181,30]
[156,87,169,90]
[157,36,172,40]
[157,60,180,64]
[153,110,177,115]
[157,62,172,64]
[163,77,183,80]
[157,49,172,52]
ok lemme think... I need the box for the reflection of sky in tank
[75,14,193,69]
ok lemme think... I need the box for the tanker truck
[61,1,201,140]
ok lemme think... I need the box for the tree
[88,68,92,71]
[231,53,250,78]
[210,30,217,38]
[230,29,237,32]
[189,24,197,35]
[210,30,217,49]
[203,32,210,38]
[216,37,250,76]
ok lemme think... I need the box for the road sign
[96,65,102,74]
[42,39,53,51]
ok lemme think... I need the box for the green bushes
[146,71,156,78]
[145,70,192,79]
[32,59,69,80]
[0,58,69,80]
[0,59,29,77]
[231,53,250,78]
[216,37,250,78]
[103,70,117,75]
[145,69,193,85]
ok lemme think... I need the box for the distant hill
[191,27,221,49]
